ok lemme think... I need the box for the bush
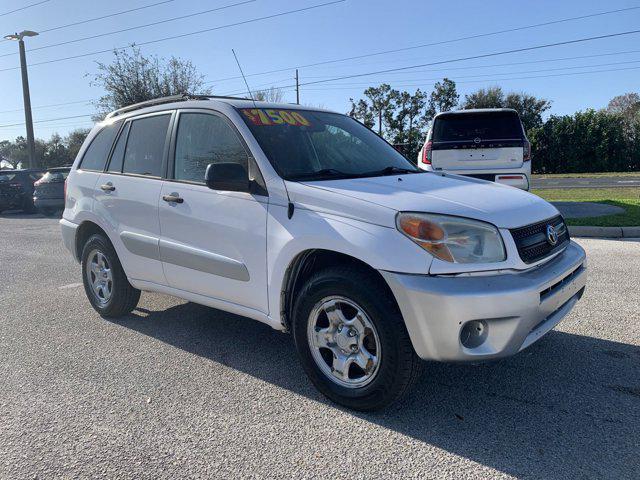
[529,109,639,173]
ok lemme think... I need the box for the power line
[294,29,640,88]
[292,59,640,86]
[0,99,92,114]
[39,0,175,35]
[0,0,49,18]
[218,29,640,95]
[0,114,93,129]
[0,0,346,72]
[2,65,639,129]
[5,48,638,116]
[299,65,640,91]
[204,5,640,84]
[297,49,640,79]
[0,0,257,58]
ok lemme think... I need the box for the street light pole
[4,30,38,169]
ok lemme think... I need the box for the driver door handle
[100,183,115,192]
[162,194,184,204]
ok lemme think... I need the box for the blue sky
[1,0,639,142]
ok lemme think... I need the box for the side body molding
[158,239,250,282]
[120,231,160,260]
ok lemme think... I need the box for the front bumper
[381,241,587,362]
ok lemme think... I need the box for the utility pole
[295,69,300,105]
[4,30,38,169]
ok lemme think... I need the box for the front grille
[510,215,569,264]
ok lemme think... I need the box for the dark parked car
[33,167,71,216]
[0,168,44,214]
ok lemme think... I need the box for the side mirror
[205,162,250,192]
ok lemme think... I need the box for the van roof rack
[105,94,253,119]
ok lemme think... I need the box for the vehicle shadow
[108,301,639,479]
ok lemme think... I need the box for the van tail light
[523,140,531,162]
[422,141,433,165]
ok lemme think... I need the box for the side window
[174,113,248,183]
[79,122,121,171]
[122,114,171,177]
[108,122,130,173]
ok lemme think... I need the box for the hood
[289,172,559,229]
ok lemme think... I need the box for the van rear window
[433,112,523,142]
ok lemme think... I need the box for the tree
[607,93,640,122]
[386,89,428,158]
[461,86,505,109]
[91,46,211,119]
[529,109,635,173]
[42,133,68,169]
[348,98,375,129]
[505,92,552,131]
[253,86,284,103]
[0,140,20,169]
[363,84,393,135]
[461,86,551,132]
[426,78,458,120]
[65,129,90,162]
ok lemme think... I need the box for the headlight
[396,213,506,264]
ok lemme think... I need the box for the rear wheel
[292,266,422,411]
[81,233,140,318]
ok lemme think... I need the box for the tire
[292,266,423,411]
[81,233,141,318]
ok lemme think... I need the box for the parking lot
[1,213,638,479]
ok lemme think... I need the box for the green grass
[532,172,640,179]
[531,187,640,227]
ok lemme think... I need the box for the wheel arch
[75,220,112,262]
[280,249,399,331]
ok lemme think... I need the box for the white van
[61,96,585,410]
[417,108,531,190]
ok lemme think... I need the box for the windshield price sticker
[241,109,311,127]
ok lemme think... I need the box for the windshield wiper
[289,168,360,181]
[362,166,422,177]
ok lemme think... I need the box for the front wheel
[81,233,140,318]
[292,266,422,411]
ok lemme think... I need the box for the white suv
[418,108,532,190]
[61,95,586,410]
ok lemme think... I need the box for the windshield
[238,108,419,181]
[41,170,70,183]
[433,112,524,142]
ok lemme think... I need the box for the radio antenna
[232,49,257,108]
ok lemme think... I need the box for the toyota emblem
[546,225,559,246]
[474,137,481,144]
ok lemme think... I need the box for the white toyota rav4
[61,95,587,410]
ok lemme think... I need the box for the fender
[266,202,432,328]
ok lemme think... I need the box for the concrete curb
[569,226,640,238]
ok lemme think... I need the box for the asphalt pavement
[532,175,640,189]
[1,214,639,479]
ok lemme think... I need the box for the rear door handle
[100,183,115,192]
[162,194,184,204]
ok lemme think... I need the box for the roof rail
[104,94,253,119]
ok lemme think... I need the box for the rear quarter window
[79,122,121,171]
[433,112,523,142]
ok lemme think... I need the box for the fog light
[460,320,488,349]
